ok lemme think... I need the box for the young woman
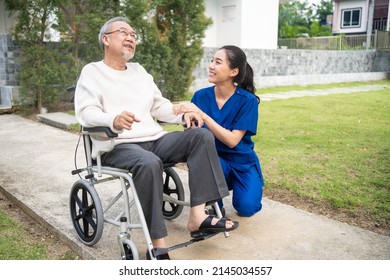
[174,45,264,217]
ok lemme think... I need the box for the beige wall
[0,0,17,34]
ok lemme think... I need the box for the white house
[203,0,279,49]
[332,0,390,34]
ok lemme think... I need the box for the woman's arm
[173,103,246,148]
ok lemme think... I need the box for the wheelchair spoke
[83,215,97,232]
[72,193,83,209]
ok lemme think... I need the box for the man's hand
[183,111,204,128]
[113,111,141,130]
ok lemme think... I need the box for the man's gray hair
[98,17,130,49]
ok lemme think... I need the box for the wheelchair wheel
[162,167,185,220]
[69,179,104,246]
[122,239,139,260]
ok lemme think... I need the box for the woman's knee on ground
[233,198,262,217]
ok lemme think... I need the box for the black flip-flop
[190,216,239,238]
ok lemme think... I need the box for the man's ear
[102,34,109,47]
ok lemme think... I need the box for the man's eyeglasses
[104,29,139,41]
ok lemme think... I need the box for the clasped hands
[172,102,206,129]
[113,103,205,131]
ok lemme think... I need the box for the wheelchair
[70,126,227,260]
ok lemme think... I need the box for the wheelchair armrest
[83,126,118,138]
[66,85,76,92]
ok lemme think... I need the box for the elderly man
[74,17,238,259]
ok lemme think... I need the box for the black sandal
[146,250,170,260]
[190,216,239,238]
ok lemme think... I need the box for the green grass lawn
[167,83,390,231]
[0,209,66,259]
[0,210,45,259]
[255,88,389,227]
[0,206,77,260]
[168,82,390,231]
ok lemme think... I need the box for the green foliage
[279,0,333,38]
[134,0,212,99]
[279,0,312,38]
[315,0,333,26]
[5,0,80,111]
[57,0,125,63]
[5,0,211,108]
[308,20,332,37]
[16,44,77,110]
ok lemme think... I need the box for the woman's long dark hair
[220,45,259,102]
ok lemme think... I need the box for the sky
[302,0,322,5]
[298,0,324,11]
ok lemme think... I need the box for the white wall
[203,0,218,47]
[240,0,279,49]
[203,0,279,49]
[217,0,241,47]
[388,0,390,31]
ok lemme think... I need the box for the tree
[5,0,211,111]
[278,0,333,38]
[136,0,211,99]
[5,0,78,112]
[315,0,333,26]
[279,0,314,38]
[308,20,332,37]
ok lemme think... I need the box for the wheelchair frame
[70,126,227,260]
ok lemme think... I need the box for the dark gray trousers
[101,128,229,239]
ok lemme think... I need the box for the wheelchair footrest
[166,231,221,253]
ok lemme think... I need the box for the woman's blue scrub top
[192,86,260,170]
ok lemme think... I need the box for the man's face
[103,21,138,61]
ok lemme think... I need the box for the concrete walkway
[258,84,389,101]
[0,84,389,260]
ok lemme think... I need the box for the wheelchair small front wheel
[162,167,185,220]
[69,179,104,246]
[122,239,139,260]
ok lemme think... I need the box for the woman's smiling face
[208,49,238,85]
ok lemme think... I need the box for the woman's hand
[173,102,201,115]
[173,102,208,128]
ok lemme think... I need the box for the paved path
[0,84,389,260]
[258,84,389,101]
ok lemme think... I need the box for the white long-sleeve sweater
[75,61,183,158]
